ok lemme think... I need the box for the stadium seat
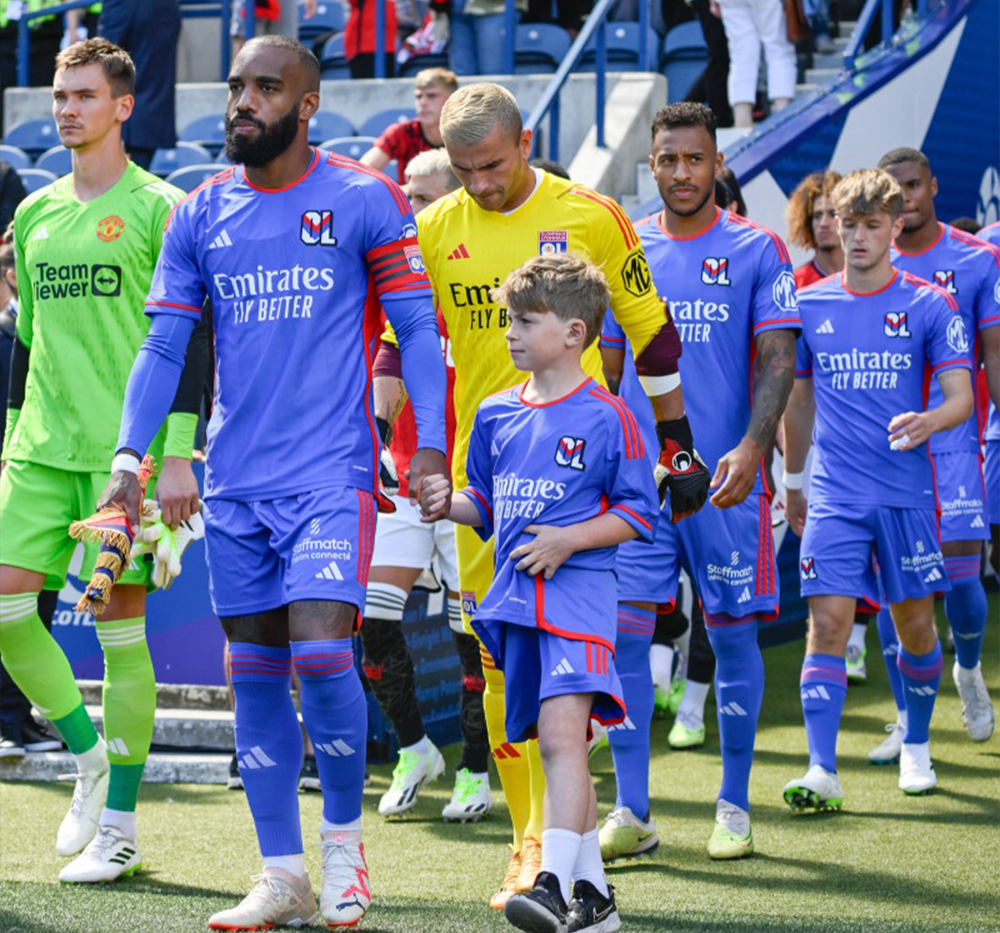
[319,33,350,79]
[358,108,416,140]
[16,167,58,194]
[576,22,659,72]
[164,164,224,193]
[300,1,346,42]
[320,62,351,80]
[0,144,32,171]
[660,21,708,102]
[34,146,72,176]
[178,114,228,153]
[398,54,449,78]
[307,111,355,144]
[149,143,214,177]
[515,24,571,75]
[5,119,60,157]
[321,136,377,159]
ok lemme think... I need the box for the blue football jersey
[796,270,973,508]
[462,378,658,632]
[599,312,657,470]
[145,149,433,500]
[636,207,801,488]
[891,223,1000,453]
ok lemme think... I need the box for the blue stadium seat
[164,164,224,193]
[660,22,708,102]
[150,143,214,178]
[0,144,32,171]
[321,136,377,159]
[300,1,346,41]
[358,108,416,140]
[662,20,708,58]
[178,114,228,153]
[398,54,449,78]
[34,146,72,176]
[307,111,355,144]
[577,22,659,72]
[320,62,351,80]
[319,32,346,66]
[5,119,60,157]
[515,24,571,75]
[16,168,58,194]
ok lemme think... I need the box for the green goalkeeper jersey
[5,162,186,472]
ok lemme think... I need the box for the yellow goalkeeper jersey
[392,169,668,485]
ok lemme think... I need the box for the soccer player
[874,147,999,747]
[385,82,708,906]
[976,220,1000,580]
[783,169,974,803]
[420,252,659,933]
[0,39,205,883]
[787,170,844,290]
[99,36,448,929]
[363,149,492,822]
[599,103,799,860]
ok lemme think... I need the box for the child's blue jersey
[144,149,434,501]
[891,223,1000,453]
[635,207,800,490]
[462,377,658,634]
[599,313,657,470]
[795,270,973,508]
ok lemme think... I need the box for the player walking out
[783,169,974,804]
[100,37,448,928]
[0,39,204,884]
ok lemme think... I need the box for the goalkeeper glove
[134,503,205,591]
[375,416,399,513]
[654,415,710,522]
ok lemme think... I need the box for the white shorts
[371,495,459,590]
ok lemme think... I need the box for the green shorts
[0,460,156,592]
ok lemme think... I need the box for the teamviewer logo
[91,264,122,297]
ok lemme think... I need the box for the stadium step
[77,678,231,711]
[0,749,230,784]
[74,705,236,752]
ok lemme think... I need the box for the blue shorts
[983,441,999,526]
[498,624,625,744]
[615,508,674,604]
[800,500,948,605]
[933,451,989,542]
[203,487,377,618]
[660,492,778,619]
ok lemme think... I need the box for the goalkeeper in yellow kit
[382,83,708,906]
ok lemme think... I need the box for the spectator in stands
[346,0,398,77]
[715,0,795,127]
[805,0,834,54]
[786,169,843,288]
[97,0,182,170]
[685,0,733,128]
[429,0,525,76]
[0,160,26,234]
[232,0,318,54]
[360,67,458,182]
[0,0,64,130]
[523,0,590,36]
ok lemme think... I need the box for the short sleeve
[795,330,813,378]
[974,249,1000,331]
[600,311,626,348]
[145,199,207,321]
[363,176,432,300]
[461,408,494,541]
[926,290,972,375]
[374,122,406,159]
[602,400,658,542]
[751,234,802,335]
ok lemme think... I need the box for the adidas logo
[106,737,130,756]
[737,586,751,604]
[815,319,834,334]
[801,685,831,701]
[316,739,356,757]
[208,229,233,249]
[924,568,943,584]
[551,658,575,676]
[108,845,137,865]
[315,560,344,581]
[609,716,636,732]
[907,685,936,697]
[719,701,748,716]
[239,745,277,769]
[971,515,985,529]
[954,630,981,640]
[30,225,49,241]
[446,243,470,260]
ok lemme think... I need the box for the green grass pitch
[2,599,998,933]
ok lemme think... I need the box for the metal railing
[843,0,933,68]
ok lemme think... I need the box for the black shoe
[227,752,244,790]
[567,880,619,933]
[0,721,25,759]
[504,870,568,933]
[22,719,63,752]
[298,753,321,792]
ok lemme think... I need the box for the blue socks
[897,641,943,744]
[800,653,847,773]
[608,604,655,819]
[705,615,763,811]
[876,606,906,715]
[291,638,368,825]
[943,556,987,671]
[230,644,304,857]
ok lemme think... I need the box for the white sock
[571,828,608,896]
[401,735,433,757]
[848,623,867,651]
[676,680,710,726]
[447,596,463,634]
[99,807,136,841]
[263,854,306,877]
[649,644,674,691]
[322,816,362,837]
[540,828,582,904]
[75,737,108,775]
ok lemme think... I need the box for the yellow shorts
[456,522,494,637]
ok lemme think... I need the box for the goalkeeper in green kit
[0,39,209,883]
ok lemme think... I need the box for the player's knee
[705,616,759,662]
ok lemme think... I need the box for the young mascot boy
[421,252,659,933]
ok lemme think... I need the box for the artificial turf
[2,599,998,933]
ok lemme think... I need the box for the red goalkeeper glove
[655,415,710,522]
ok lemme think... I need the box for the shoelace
[501,847,521,889]
[244,873,294,909]
[453,770,483,802]
[389,751,419,789]
[57,772,96,818]
[319,838,365,877]
[86,826,124,858]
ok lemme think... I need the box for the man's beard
[664,184,714,218]
[224,104,300,168]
